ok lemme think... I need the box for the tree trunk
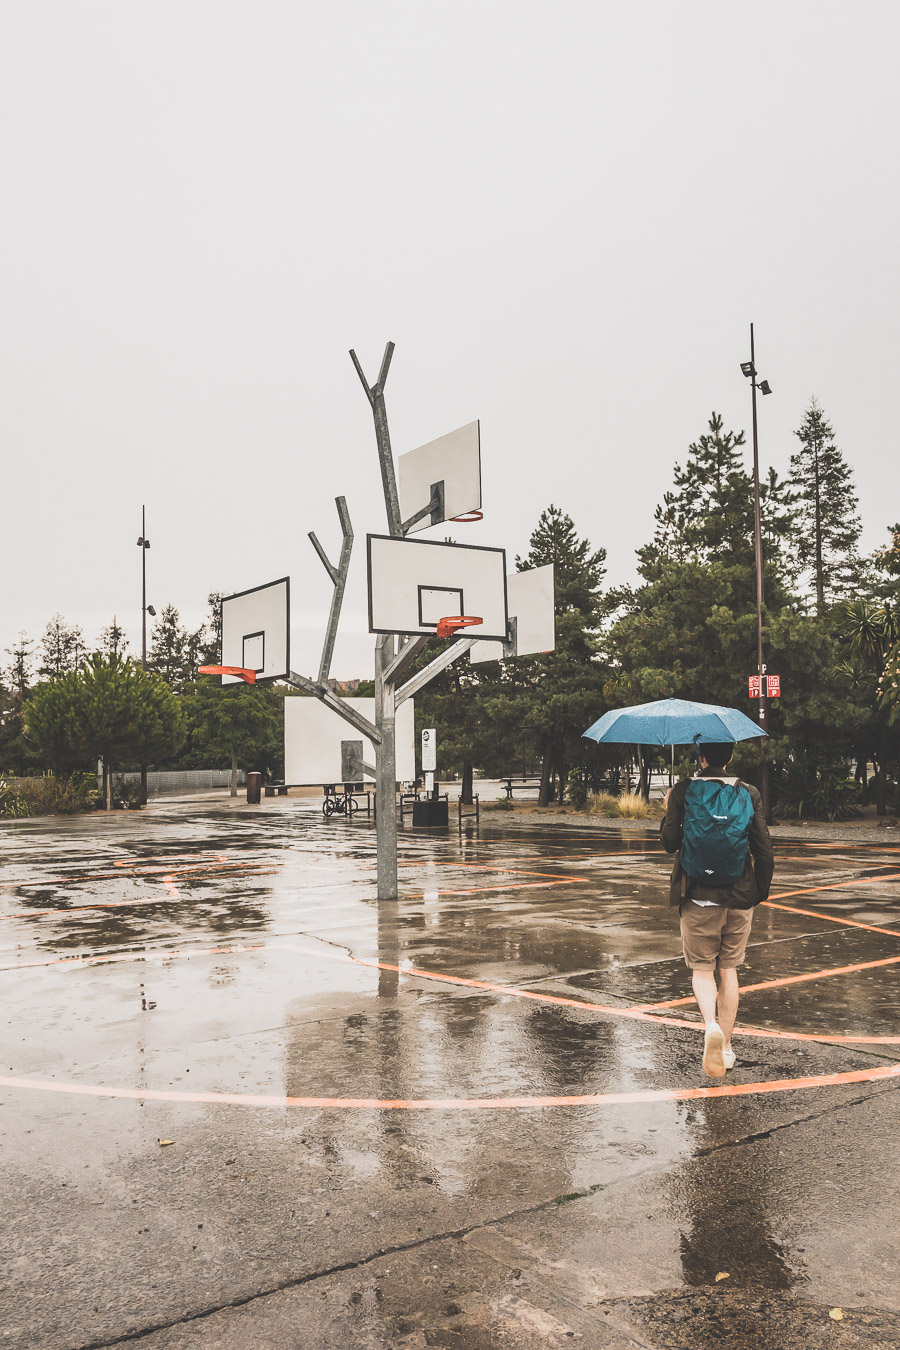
[230,750,238,797]
[105,764,113,811]
[461,762,474,806]
[874,748,887,817]
[637,745,650,800]
[538,737,554,807]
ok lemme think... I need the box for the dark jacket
[661,768,774,909]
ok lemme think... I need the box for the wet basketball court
[3,799,900,1348]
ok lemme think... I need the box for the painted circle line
[3,1063,900,1110]
[4,942,900,1109]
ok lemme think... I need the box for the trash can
[246,772,262,804]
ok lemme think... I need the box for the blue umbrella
[583,697,765,747]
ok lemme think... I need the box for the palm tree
[837,602,900,815]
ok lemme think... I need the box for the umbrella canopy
[583,697,766,747]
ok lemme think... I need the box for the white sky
[1,1,898,679]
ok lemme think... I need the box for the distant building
[326,677,361,695]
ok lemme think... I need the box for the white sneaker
[702,1023,726,1079]
[723,1047,736,1071]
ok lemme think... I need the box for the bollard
[246,771,262,805]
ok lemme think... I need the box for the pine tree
[149,605,194,692]
[190,678,282,795]
[5,633,33,701]
[38,614,85,677]
[514,506,609,804]
[789,398,862,613]
[99,618,129,658]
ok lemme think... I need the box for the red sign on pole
[748,675,761,698]
[766,674,781,698]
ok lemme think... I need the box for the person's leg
[691,969,719,1026]
[715,966,740,1047]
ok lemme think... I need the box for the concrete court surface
[2,800,900,1349]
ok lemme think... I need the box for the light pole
[136,507,155,802]
[137,506,152,669]
[740,324,773,820]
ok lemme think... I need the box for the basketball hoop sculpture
[207,341,554,901]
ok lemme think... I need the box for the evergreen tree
[514,506,609,804]
[5,633,33,702]
[789,398,862,613]
[149,604,197,692]
[610,413,799,797]
[25,655,184,808]
[190,678,282,794]
[637,412,795,581]
[38,614,85,677]
[99,617,129,658]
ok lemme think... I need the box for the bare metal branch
[308,531,339,585]
[349,349,374,406]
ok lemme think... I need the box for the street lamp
[137,507,151,670]
[740,324,773,820]
[136,506,154,806]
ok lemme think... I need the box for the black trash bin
[246,772,262,804]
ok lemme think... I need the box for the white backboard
[367,534,508,640]
[398,421,481,532]
[470,564,555,664]
[284,696,415,785]
[220,578,290,684]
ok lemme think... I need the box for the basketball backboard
[284,696,415,785]
[220,578,290,685]
[469,563,555,663]
[367,534,508,640]
[398,421,481,532]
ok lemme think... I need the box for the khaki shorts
[680,901,754,970]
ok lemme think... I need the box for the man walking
[661,742,774,1079]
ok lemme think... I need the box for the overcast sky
[1,1,898,680]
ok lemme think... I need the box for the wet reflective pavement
[3,801,900,1348]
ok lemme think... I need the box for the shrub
[616,791,664,820]
[566,768,589,810]
[0,780,33,818]
[114,780,146,810]
[493,795,515,811]
[775,758,861,821]
[20,773,101,815]
[589,791,620,817]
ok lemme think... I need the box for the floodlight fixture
[740,361,756,379]
[137,536,150,548]
[147,604,156,618]
[759,379,772,395]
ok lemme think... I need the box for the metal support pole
[749,323,771,820]
[375,634,398,900]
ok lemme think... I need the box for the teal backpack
[681,777,754,887]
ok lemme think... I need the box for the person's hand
[663,788,672,809]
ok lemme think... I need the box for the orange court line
[3,1062,900,1110]
[762,898,900,938]
[634,952,900,1011]
[4,938,900,1047]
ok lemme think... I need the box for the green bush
[566,768,589,810]
[0,780,33,818]
[114,780,146,810]
[20,773,101,815]
[774,758,861,821]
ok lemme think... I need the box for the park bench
[502,776,543,800]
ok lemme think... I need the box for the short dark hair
[699,741,735,768]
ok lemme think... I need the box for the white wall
[284,697,415,785]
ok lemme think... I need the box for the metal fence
[109,769,247,796]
